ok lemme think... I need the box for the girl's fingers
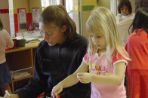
[79,80,87,83]
[77,73,84,77]
[77,73,84,79]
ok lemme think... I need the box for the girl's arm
[51,61,89,96]
[62,62,88,87]
[91,62,126,85]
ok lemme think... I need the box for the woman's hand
[77,72,93,84]
[51,83,63,97]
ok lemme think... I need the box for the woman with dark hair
[7,5,90,98]
[125,7,148,98]
[0,18,13,95]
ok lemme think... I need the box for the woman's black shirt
[16,33,90,98]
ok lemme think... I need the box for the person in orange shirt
[125,7,148,98]
[0,18,13,96]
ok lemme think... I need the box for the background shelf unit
[6,41,38,92]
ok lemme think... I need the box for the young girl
[0,18,13,95]
[116,0,134,43]
[125,7,148,98]
[52,7,129,98]
[117,0,132,21]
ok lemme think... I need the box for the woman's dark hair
[40,5,76,40]
[118,0,132,14]
[131,7,148,33]
[0,18,3,30]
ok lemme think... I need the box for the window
[65,0,73,13]
[110,0,118,15]
[41,0,61,10]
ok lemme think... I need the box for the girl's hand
[51,83,63,97]
[77,72,93,84]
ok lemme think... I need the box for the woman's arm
[15,48,47,98]
[51,61,89,96]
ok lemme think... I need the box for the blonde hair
[86,7,129,60]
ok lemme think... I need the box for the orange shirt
[125,29,148,98]
[126,29,148,70]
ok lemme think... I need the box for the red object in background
[1,8,33,36]
[36,92,60,98]
[14,9,32,33]
[36,92,45,98]
[26,13,32,31]
[14,14,18,33]
[14,13,33,33]
[0,9,9,13]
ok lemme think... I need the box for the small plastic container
[15,39,26,47]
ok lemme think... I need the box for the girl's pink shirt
[0,29,14,64]
[83,51,128,98]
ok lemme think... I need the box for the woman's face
[121,6,129,16]
[40,23,66,46]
